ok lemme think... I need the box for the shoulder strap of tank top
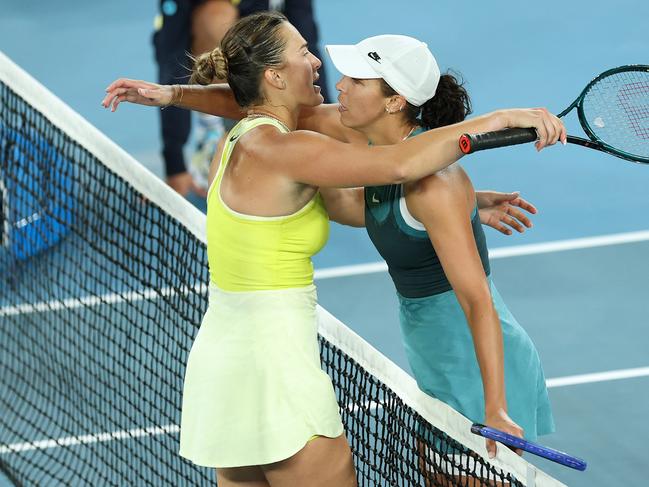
[207,117,290,200]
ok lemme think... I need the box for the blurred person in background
[153,0,330,203]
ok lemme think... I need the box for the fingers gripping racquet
[459,65,649,164]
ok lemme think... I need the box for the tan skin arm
[164,85,536,230]
[103,79,565,150]
[320,188,539,231]
[103,80,563,220]
[406,170,524,458]
[177,84,244,120]
[224,121,484,219]
[102,80,244,119]
[103,79,365,143]
[163,84,539,230]
[257,110,533,189]
[102,82,563,188]
[319,187,365,227]
[295,104,367,222]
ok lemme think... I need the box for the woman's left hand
[477,191,537,235]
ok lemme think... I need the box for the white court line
[3,230,649,314]
[545,366,649,388]
[2,366,647,455]
[314,230,649,280]
[0,283,208,317]
[0,424,179,455]
[347,366,649,409]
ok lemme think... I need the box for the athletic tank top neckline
[210,116,318,222]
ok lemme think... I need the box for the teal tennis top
[364,184,490,298]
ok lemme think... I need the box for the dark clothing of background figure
[153,0,330,177]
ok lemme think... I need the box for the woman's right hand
[101,78,174,112]
[499,108,567,151]
[484,408,525,459]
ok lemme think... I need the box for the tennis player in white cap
[324,32,555,458]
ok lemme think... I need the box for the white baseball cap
[326,35,441,107]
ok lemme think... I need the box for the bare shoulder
[405,164,474,218]
[239,125,343,169]
[407,164,469,199]
[226,124,292,172]
[251,126,357,155]
[236,124,294,157]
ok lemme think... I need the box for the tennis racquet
[459,65,649,164]
[471,423,587,471]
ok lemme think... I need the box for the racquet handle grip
[459,128,538,154]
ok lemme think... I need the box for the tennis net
[0,51,565,487]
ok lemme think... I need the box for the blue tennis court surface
[1,1,648,485]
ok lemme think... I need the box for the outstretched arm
[102,79,243,119]
[103,78,566,187]
[102,78,365,143]
[261,109,565,188]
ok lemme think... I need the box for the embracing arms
[102,79,565,151]
[251,109,563,189]
[320,187,537,231]
[103,79,363,143]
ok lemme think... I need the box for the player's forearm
[320,188,365,227]
[176,83,243,120]
[464,306,508,413]
[475,191,490,209]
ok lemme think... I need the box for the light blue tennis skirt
[398,279,554,441]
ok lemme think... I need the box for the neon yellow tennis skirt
[179,283,343,467]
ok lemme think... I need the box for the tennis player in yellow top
[103,11,565,487]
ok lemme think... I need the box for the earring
[385,107,390,113]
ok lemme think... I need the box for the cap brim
[325,45,381,79]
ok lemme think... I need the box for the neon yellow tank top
[206,117,329,291]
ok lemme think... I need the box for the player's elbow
[371,146,409,184]
[456,287,494,320]
[390,160,410,184]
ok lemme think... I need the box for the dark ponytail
[421,72,472,129]
[381,70,472,130]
